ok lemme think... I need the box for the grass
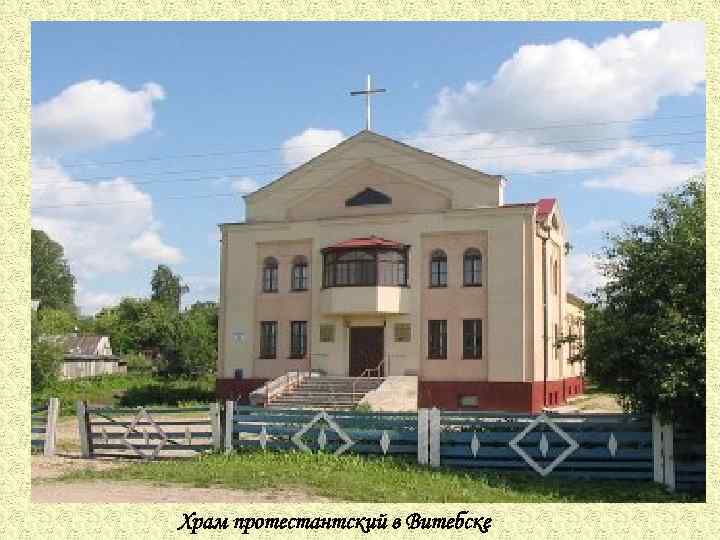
[58,450,698,503]
[32,373,216,415]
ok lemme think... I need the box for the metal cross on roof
[350,74,386,131]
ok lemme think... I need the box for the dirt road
[32,480,331,503]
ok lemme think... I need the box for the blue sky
[30,22,706,313]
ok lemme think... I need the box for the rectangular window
[463,319,482,359]
[430,260,447,287]
[259,321,277,358]
[263,267,278,292]
[319,324,335,343]
[292,264,308,290]
[459,395,479,407]
[394,323,411,342]
[290,321,307,358]
[428,320,447,359]
[554,323,559,359]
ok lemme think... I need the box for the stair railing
[352,360,385,402]
[266,368,303,407]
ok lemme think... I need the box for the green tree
[30,311,63,391]
[31,229,76,311]
[173,301,218,376]
[36,307,78,335]
[584,176,705,428]
[94,297,180,355]
[151,265,189,312]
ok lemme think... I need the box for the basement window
[459,395,479,408]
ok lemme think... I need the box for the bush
[124,353,154,373]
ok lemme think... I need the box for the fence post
[417,409,429,465]
[44,397,59,457]
[76,400,91,458]
[209,402,221,451]
[652,415,664,484]
[429,407,440,467]
[225,400,234,454]
[662,422,675,492]
[652,414,676,491]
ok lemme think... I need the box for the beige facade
[217,130,584,411]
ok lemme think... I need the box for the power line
[33,135,706,189]
[32,159,706,210]
[33,112,705,170]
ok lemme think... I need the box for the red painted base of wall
[418,376,584,413]
[216,378,268,404]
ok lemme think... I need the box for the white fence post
[225,400,234,454]
[76,400,91,458]
[44,398,59,457]
[209,402,222,451]
[662,422,675,492]
[652,414,675,491]
[417,409,429,465]
[652,415,663,483]
[429,407,440,467]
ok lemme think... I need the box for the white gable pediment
[245,130,502,222]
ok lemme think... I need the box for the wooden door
[349,327,384,377]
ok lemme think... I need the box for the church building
[216,129,584,413]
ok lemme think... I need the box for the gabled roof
[322,235,407,251]
[567,292,586,308]
[536,198,557,221]
[245,129,503,201]
[501,198,558,222]
[47,335,111,357]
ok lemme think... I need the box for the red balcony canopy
[322,235,407,251]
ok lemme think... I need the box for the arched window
[463,248,482,286]
[291,255,309,291]
[430,249,447,287]
[262,257,278,293]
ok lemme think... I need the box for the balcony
[320,286,411,315]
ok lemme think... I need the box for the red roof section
[536,198,556,221]
[323,235,405,251]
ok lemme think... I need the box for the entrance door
[349,326,384,377]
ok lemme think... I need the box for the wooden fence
[433,410,653,480]
[76,401,221,459]
[71,401,704,493]
[31,398,59,456]
[227,404,423,460]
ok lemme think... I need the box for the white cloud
[33,80,165,155]
[129,230,183,263]
[583,155,705,194]
[567,253,605,298]
[182,274,219,307]
[75,286,122,316]
[409,22,704,194]
[230,176,260,194]
[32,159,184,279]
[282,128,346,168]
[577,219,621,235]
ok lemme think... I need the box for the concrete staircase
[267,376,385,410]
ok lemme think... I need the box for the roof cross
[350,74,386,131]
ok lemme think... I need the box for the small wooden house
[56,335,126,379]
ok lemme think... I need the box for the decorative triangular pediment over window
[345,187,392,207]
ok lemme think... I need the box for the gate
[76,401,221,459]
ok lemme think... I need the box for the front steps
[267,376,384,410]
